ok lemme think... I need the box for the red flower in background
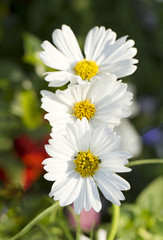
[14,135,49,190]
[0,168,9,184]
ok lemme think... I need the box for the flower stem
[9,201,59,240]
[107,204,120,240]
[127,159,163,167]
[75,214,81,240]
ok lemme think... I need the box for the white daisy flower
[41,74,133,135]
[42,118,132,215]
[116,119,142,157]
[39,24,138,87]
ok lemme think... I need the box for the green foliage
[0,193,74,240]
[23,32,44,69]
[18,90,42,130]
[1,176,163,240]
[118,177,163,240]
[137,176,163,216]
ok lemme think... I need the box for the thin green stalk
[38,224,54,240]
[59,220,74,240]
[75,214,81,240]
[107,204,120,240]
[107,158,163,240]
[9,201,59,240]
[67,206,80,240]
[90,221,95,240]
[127,159,163,167]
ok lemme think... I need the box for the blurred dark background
[0,0,163,239]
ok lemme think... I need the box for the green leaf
[117,176,163,240]
[23,32,42,55]
[18,90,42,129]
[127,159,163,167]
[0,135,13,151]
[8,202,59,240]
[136,177,163,215]
[23,32,43,67]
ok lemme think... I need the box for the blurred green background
[0,0,163,239]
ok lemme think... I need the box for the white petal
[95,173,121,205]
[80,235,90,240]
[44,173,56,181]
[73,176,101,214]
[50,174,69,197]
[97,229,107,240]
[100,150,132,164]
[101,39,136,64]
[84,27,116,62]
[43,71,74,87]
[41,89,56,100]
[43,160,73,180]
[116,119,142,157]
[55,88,77,106]
[100,60,137,78]
[39,40,71,70]
[97,172,126,200]
[45,135,75,161]
[86,177,101,212]
[90,125,120,156]
[42,157,54,165]
[43,159,68,172]
[101,172,131,191]
[44,165,74,183]
[83,181,91,212]
[94,35,138,78]
[67,118,91,152]
[100,164,131,173]
[50,116,74,135]
[87,76,133,126]
[50,172,82,206]
[52,25,83,63]
[86,75,116,103]
[65,123,79,151]
[59,174,83,206]
[67,83,90,102]
[41,73,133,136]
[41,90,64,112]
[48,135,76,156]
[74,178,86,214]
[41,89,76,134]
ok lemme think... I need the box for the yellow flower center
[72,99,96,120]
[74,150,101,177]
[74,59,99,80]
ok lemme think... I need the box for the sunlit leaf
[23,32,44,67]
[18,90,42,129]
[136,177,163,215]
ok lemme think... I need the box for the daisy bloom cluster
[43,118,131,214]
[40,25,137,214]
[39,25,138,87]
[41,74,133,135]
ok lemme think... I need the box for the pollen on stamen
[74,59,99,80]
[72,99,96,120]
[74,150,100,178]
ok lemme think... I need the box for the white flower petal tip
[97,229,108,240]
[116,119,143,157]
[42,119,132,214]
[39,25,138,86]
[41,74,133,135]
